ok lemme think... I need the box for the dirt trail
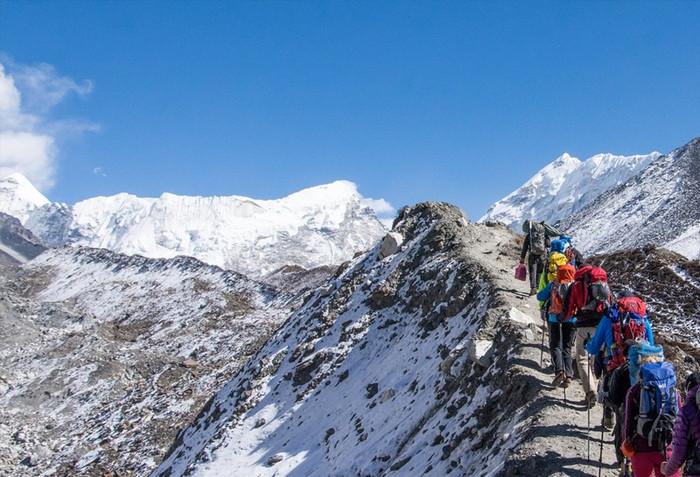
[467,224,621,476]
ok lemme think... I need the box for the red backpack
[575,265,611,313]
[608,295,649,371]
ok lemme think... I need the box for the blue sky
[1,1,699,219]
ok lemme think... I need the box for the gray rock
[266,453,284,466]
[378,232,403,259]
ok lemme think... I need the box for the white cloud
[360,197,396,230]
[0,57,96,191]
[93,166,107,177]
[0,56,93,113]
[360,197,395,215]
[0,132,55,188]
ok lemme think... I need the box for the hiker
[587,291,652,468]
[537,263,576,387]
[660,372,700,477]
[621,348,681,477]
[520,220,561,295]
[569,265,612,408]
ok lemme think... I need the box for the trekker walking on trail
[588,293,654,468]
[520,220,561,295]
[537,263,576,387]
[622,351,681,477]
[661,372,700,477]
[569,265,612,408]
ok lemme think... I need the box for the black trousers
[548,321,575,377]
[528,254,544,290]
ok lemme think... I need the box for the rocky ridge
[152,203,627,477]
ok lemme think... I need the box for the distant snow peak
[479,150,660,228]
[0,172,49,222]
[0,176,392,277]
[559,137,700,260]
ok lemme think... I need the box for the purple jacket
[665,384,700,477]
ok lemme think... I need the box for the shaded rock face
[154,203,541,477]
[0,247,296,477]
[0,212,46,264]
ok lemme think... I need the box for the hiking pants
[630,451,680,477]
[575,327,598,396]
[548,321,575,377]
[528,254,544,290]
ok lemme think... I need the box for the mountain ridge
[0,175,391,277]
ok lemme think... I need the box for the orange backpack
[549,264,575,318]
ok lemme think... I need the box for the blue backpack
[636,361,678,448]
[550,236,572,253]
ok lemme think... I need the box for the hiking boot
[563,376,573,388]
[585,391,597,409]
[552,371,565,387]
[530,287,538,295]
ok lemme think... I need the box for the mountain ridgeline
[0,177,388,278]
[481,136,700,261]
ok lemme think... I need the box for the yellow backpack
[546,252,568,282]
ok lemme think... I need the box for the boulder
[468,339,494,367]
[507,307,537,327]
[378,232,404,259]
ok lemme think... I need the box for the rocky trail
[467,220,621,476]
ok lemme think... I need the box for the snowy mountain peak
[480,150,659,228]
[559,136,700,260]
[0,173,50,222]
[0,178,391,277]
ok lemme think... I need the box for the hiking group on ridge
[517,220,700,477]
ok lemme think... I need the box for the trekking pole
[560,322,567,405]
[586,333,591,462]
[598,411,605,477]
[539,311,546,368]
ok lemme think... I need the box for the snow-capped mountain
[558,137,700,259]
[480,151,660,229]
[0,173,50,223]
[0,246,295,476]
[0,176,390,277]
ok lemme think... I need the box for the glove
[621,440,635,458]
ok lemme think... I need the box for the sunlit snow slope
[559,137,700,260]
[0,173,49,223]
[480,151,659,229]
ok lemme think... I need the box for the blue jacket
[536,282,577,324]
[585,314,654,362]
